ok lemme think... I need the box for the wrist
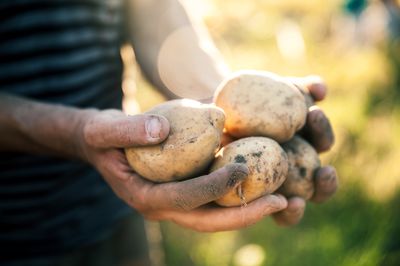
[0,94,103,160]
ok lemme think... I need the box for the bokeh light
[123,0,400,265]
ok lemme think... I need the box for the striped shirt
[0,0,132,264]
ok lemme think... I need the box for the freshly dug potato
[214,70,307,143]
[278,136,320,200]
[125,99,225,182]
[210,137,289,207]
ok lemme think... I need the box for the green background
[125,0,400,265]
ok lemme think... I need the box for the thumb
[84,111,170,148]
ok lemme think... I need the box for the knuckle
[122,182,151,213]
[133,186,152,211]
[115,123,132,144]
[133,200,156,217]
[119,122,147,146]
[82,122,95,146]
[131,197,147,213]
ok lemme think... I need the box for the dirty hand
[79,109,287,232]
[272,76,338,226]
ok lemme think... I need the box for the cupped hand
[272,76,338,226]
[78,109,287,232]
[290,75,335,153]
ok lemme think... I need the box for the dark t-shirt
[0,0,132,263]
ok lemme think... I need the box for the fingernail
[309,108,324,123]
[320,167,336,181]
[145,117,162,141]
[321,172,334,182]
[268,194,288,211]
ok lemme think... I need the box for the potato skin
[210,137,288,207]
[214,70,307,143]
[278,136,320,200]
[125,99,225,182]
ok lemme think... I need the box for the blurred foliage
[127,0,400,265]
[160,185,400,266]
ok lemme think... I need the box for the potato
[214,70,307,143]
[125,99,225,182]
[210,137,288,207]
[278,136,320,200]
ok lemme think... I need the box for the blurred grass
[124,0,400,265]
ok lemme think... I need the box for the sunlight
[233,244,266,266]
[276,19,306,63]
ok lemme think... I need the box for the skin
[0,75,337,231]
[0,93,287,232]
[0,0,337,232]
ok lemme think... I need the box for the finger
[304,75,327,101]
[84,113,170,148]
[167,194,288,232]
[301,107,334,153]
[145,163,249,212]
[311,166,338,203]
[290,75,327,102]
[272,197,306,227]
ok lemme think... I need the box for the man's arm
[0,93,173,160]
[126,0,229,100]
[0,93,289,232]
[0,93,92,158]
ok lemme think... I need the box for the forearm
[126,0,229,100]
[0,93,93,160]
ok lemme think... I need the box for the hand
[272,76,338,226]
[79,109,288,232]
